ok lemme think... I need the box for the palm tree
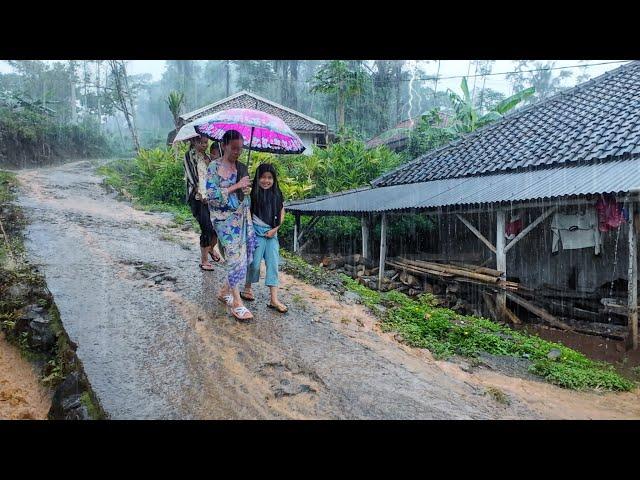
[166,90,185,129]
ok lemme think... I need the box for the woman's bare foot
[240,286,255,301]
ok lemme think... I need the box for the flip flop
[209,251,221,263]
[240,291,255,301]
[231,305,253,321]
[267,303,288,313]
[200,263,214,271]
[218,294,233,306]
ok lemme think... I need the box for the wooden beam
[627,201,638,350]
[505,291,572,331]
[378,213,388,291]
[504,206,557,253]
[496,210,507,312]
[361,217,370,260]
[293,214,300,252]
[297,215,320,243]
[455,214,496,254]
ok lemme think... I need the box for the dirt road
[14,160,640,419]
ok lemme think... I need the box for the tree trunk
[289,60,298,110]
[108,60,140,153]
[225,60,230,97]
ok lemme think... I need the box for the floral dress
[205,160,257,288]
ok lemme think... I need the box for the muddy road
[14,160,640,419]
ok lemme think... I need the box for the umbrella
[193,108,306,170]
[172,113,219,144]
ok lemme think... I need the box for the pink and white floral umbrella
[194,108,306,155]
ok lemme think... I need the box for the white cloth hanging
[550,209,601,254]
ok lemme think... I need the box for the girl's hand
[265,228,277,238]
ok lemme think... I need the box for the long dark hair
[251,163,284,228]
[220,129,248,201]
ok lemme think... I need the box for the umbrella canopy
[193,108,306,154]
[172,113,219,144]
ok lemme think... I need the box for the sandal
[209,251,221,263]
[217,293,234,306]
[200,263,214,271]
[240,291,255,301]
[231,305,253,321]
[267,303,288,313]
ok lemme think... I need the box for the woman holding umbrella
[205,130,257,321]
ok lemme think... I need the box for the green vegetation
[486,386,510,405]
[338,275,634,391]
[97,146,195,228]
[0,107,111,167]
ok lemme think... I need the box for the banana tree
[447,77,535,134]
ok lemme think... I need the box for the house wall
[434,204,634,291]
[298,133,315,156]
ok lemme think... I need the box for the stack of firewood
[314,252,632,340]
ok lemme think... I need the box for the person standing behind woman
[205,130,257,321]
[241,163,288,313]
[184,135,220,271]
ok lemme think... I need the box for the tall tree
[506,61,573,103]
[310,60,368,130]
[108,60,141,152]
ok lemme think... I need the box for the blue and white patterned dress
[205,160,257,288]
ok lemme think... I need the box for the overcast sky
[0,60,629,96]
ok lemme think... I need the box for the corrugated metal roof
[285,158,640,215]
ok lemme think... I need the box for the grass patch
[98,158,197,230]
[338,273,635,392]
[486,386,510,405]
[280,249,343,289]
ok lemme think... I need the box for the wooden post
[496,210,507,312]
[362,216,370,260]
[378,213,388,291]
[293,214,300,253]
[627,202,638,350]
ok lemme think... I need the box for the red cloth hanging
[595,194,625,232]
[505,214,523,240]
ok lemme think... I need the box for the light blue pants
[246,225,280,287]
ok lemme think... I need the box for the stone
[6,283,31,300]
[341,291,360,305]
[547,348,562,361]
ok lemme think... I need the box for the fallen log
[501,305,522,325]
[386,260,455,279]
[448,261,503,277]
[396,258,502,284]
[504,291,573,331]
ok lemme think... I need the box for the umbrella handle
[246,126,255,173]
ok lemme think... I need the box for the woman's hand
[265,228,278,238]
[236,176,251,189]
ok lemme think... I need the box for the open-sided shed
[286,61,640,349]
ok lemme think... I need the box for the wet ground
[13,160,640,419]
[0,332,51,420]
